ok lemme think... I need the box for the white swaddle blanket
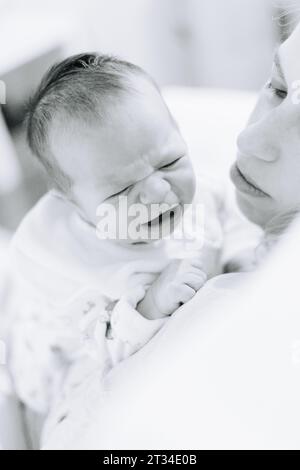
[8,176,227,421]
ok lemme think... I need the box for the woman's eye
[160,157,183,169]
[266,80,287,99]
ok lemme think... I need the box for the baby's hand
[137,259,207,320]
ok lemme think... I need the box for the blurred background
[1,0,300,449]
[0,0,298,231]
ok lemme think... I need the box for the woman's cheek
[248,92,275,125]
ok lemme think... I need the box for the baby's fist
[156,258,207,316]
[138,258,207,319]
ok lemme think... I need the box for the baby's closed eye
[107,184,134,199]
[159,156,183,170]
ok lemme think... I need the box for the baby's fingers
[175,284,196,304]
[179,258,203,272]
[182,272,207,291]
[189,258,204,270]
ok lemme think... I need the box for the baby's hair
[26,52,150,193]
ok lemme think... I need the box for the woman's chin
[236,190,274,228]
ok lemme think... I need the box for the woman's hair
[274,1,300,41]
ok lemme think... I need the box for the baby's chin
[110,214,182,245]
[236,191,275,228]
[117,228,177,245]
[136,204,183,242]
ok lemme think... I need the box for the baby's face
[50,75,196,243]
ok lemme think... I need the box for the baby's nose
[139,177,171,204]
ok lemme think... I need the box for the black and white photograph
[0,0,300,452]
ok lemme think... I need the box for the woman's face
[231,22,300,227]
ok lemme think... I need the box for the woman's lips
[230,163,269,198]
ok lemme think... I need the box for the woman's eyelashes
[266,79,287,100]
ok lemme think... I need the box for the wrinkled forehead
[280,22,300,84]
[49,80,185,187]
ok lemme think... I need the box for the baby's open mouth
[147,204,179,227]
[147,209,173,227]
[144,204,180,228]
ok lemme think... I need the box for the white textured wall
[82,0,191,86]
[1,0,279,89]
[1,0,190,86]
[185,0,277,90]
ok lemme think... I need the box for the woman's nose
[237,117,280,163]
[139,176,171,204]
